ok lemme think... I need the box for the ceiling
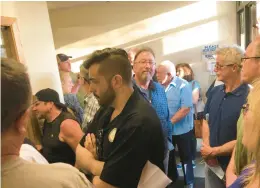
[47,1,99,10]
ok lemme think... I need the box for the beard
[140,71,153,82]
[95,84,116,107]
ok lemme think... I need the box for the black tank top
[42,111,76,165]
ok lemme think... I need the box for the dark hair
[134,47,155,61]
[1,58,32,133]
[176,63,194,82]
[83,48,132,84]
[79,64,90,84]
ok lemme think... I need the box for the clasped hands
[84,133,98,159]
[200,142,218,167]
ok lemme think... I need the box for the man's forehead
[157,65,167,72]
[88,64,101,78]
[245,42,255,56]
[136,51,155,60]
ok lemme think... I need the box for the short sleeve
[204,90,213,118]
[100,126,150,187]
[180,84,193,108]
[193,81,200,91]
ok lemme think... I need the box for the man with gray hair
[157,60,194,188]
[1,58,92,188]
[200,45,249,188]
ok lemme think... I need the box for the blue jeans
[172,130,194,185]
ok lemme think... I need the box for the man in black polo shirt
[75,48,165,188]
[201,45,249,188]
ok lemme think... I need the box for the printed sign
[202,45,219,75]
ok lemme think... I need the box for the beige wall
[1,1,64,101]
[49,1,237,94]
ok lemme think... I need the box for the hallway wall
[1,1,64,101]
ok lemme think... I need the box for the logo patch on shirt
[108,128,117,143]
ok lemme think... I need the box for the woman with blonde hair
[229,80,260,188]
[59,71,84,124]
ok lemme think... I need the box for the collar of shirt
[165,76,177,92]
[132,78,155,91]
[220,83,249,97]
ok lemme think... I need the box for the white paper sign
[206,163,225,180]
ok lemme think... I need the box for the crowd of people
[1,36,260,188]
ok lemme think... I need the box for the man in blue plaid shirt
[132,47,174,176]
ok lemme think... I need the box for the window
[237,1,257,49]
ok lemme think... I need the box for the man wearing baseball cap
[33,88,84,166]
[57,53,84,106]
[57,53,73,72]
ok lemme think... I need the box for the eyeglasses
[135,60,156,66]
[214,63,236,70]
[242,103,249,115]
[241,57,260,62]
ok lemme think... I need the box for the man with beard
[132,47,173,175]
[33,88,84,165]
[1,58,92,188]
[75,48,165,188]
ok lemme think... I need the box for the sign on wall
[202,44,218,75]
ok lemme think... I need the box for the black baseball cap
[35,88,67,110]
[56,53,72,63]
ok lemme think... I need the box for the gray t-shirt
[2,157,92,188]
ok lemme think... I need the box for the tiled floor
[172,138,205,187]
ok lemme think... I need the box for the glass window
[249,3,257,41]
[239,11,245,49]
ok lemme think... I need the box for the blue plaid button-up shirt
[133,80,173,150]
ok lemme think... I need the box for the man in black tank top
[33,88,84,166]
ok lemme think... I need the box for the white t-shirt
[2,157,93,188]
[20,144,48,164]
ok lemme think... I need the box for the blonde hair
[242,81,260,186]
[26,95,43,145]
[216,45,245,67]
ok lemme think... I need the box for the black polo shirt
[81,90,165,187]
[204,83,249,171]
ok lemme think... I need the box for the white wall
[49,1,237,95]
[1,1,64,101]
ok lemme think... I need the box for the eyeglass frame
[134,60,156,66]
[241,57,260,62]
[214,63,240,70]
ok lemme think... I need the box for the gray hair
[1,58,32,133]
[159,60,176,77]
[216,44,245,66]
